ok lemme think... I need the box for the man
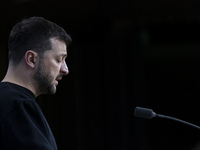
[0,17,72,149]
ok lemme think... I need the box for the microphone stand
[134,106,200,130]
[156,114,200,130]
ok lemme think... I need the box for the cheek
[42,58,61,80]
[48,64,61,78]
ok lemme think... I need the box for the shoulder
[0,82,36,122]
[0,82,35,100]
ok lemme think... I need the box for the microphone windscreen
[134,107,156,119]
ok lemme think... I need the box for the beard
[33,60,56,95]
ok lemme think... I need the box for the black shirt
[0,82,57,150]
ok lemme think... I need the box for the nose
[60,61,69,75]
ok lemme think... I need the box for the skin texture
[33,38,69,95]
[2,37,69,97]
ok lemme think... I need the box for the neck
[2,63,38,97]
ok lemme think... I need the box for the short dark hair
[8,17,72,65]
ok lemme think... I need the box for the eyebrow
[59,53,68,58]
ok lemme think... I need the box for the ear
[24,50,38,68]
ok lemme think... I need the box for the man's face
[33,38,69,95]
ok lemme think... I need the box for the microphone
[134,106,200,130]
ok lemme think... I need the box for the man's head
[33,37,69,95]
[7,17,72,96]
[8,17,72,65]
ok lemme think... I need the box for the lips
[56,75,63,81]
[55,75,63,85]
[56,77,62,81]
[55,79,60,85]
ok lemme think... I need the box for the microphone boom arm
[156,114,200,130]
[134,106,200,130]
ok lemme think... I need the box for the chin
[51,87,57,94]
[47,85,57,95]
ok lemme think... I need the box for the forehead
[43,38,67,58]
[50,38,67,53]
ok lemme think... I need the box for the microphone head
[134,107,156,119]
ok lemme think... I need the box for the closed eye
[56,53,67,63]
[57,59,62,63]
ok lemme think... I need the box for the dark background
[1,0,200,150]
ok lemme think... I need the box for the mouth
[55,76,63,85]
[55,80,58,86]
[56,77,62,82]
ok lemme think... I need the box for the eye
[56,55,67,64]
[57,59,62,63]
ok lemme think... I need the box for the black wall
[1,1,200,150]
